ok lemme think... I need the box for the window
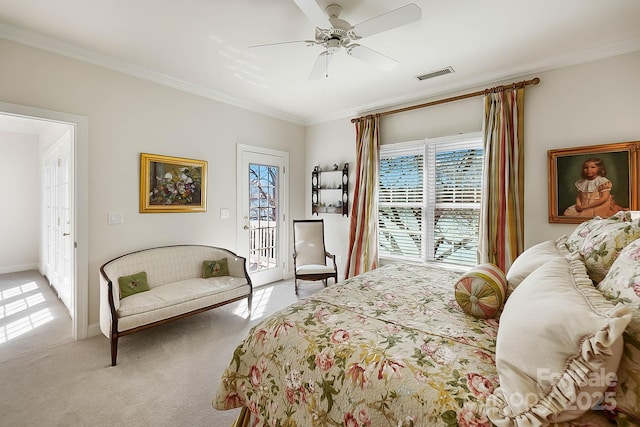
[378,133,483,267]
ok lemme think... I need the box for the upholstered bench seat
[295,264,336,275]
[100,245,252,365]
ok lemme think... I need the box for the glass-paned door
[249,163,278,273]
[238,146,288,286]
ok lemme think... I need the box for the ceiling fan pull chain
[325,50,329,78]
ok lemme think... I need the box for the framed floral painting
[547,141,639,223]
[140,153,207,213]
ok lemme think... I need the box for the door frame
[236,144,289,286]
[0,101,89,340]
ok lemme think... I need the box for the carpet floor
[0,270,326,426]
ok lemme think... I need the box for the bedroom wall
[0,130,39,273]
[305,51,640,269]
[0,39,306,329]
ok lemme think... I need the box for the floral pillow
[117,271,150,299]
[597,238,640,422]
[565,211,631,253]
[581,217,640,283]
[203,258,229,278]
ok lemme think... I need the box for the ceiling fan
[251,0,422,80]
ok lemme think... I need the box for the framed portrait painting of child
[548,141,640,224]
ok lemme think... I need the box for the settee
[99,245,252,366]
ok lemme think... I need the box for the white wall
[0,130,39,273]
[0,39,306,327]
[304,119,354,278]
[305,51,640,267]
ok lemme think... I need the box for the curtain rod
[351,77,540,123]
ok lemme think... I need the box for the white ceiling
[0,0,639,125]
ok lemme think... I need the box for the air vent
[415,66,454,81]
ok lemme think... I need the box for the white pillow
[487,252,631,425]
[505,236,569,292]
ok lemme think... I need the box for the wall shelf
[311,163,349,217]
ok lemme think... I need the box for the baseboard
[87,323,102,338]
[0,263,39,275]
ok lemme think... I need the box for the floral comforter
[213,263,613,427]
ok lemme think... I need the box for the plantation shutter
[427,140,483,266]
[379,134,483,267]
[378,143,425,260]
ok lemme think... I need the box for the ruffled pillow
[597,238,640,422]
[454,263,507,318]
[487,252,631,426]
[505,236,569,293]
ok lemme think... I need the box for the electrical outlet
[336,255,342,265]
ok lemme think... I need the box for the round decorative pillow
[454,263,507,318]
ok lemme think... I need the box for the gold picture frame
[548,141,639,223]
[140,153,207,213]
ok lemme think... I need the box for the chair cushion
[117,276,248,318]
[296,264,335,275]
[294,221,327,265]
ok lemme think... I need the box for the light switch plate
[108,211,124,224]
[220,208,230,219]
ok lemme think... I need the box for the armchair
[292,219,338,294]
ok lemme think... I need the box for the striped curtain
[345,115,380,278]
[478,87,525,272]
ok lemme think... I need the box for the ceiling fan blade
[249,40,316,49]
[351,3,421,39]
[347,44,397,71]
[292,0,332,29]
[309,51,333,80]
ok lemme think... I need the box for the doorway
[237,144,289,286]
[0,101,88,340]
[43,129,74,315]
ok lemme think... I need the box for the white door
[237,145,288,286]
[44,130,74,316]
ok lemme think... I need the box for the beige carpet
[0,270,326,426]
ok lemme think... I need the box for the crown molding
[0,23,306,125]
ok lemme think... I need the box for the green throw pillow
[118,271,150,299]
[203,258,229,278]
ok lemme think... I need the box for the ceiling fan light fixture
[415,66,455,81]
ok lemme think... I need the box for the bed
[213,212,640,427]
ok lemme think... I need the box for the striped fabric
[478,87,525,272]
[454,263,507,318]
[345,115,380,278]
